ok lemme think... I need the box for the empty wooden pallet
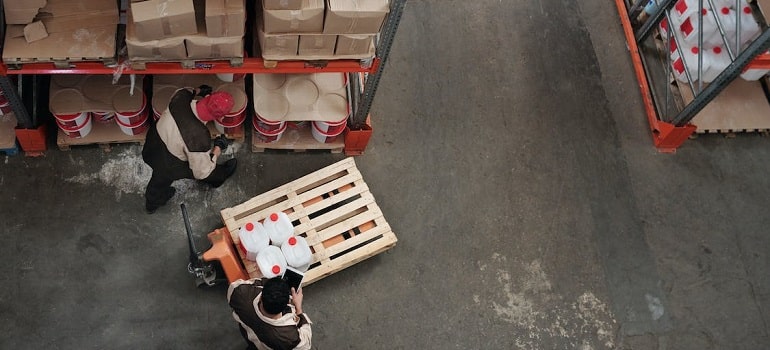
[220,157,397,286]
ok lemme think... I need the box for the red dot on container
[246,223,254,231]
[745,7,752,14]
[714,47,722,54]
[702,8,708,15]
[691,47,699,54]
[270,213,279,221]
[721,7,729,14]
[272,265,280,274]
[289,237,297,246]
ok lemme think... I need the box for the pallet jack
[182,203,226,287]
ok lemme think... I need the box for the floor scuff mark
[475,253,616,349]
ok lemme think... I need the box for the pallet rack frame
[615,0,770,151]
[0,0,407,155]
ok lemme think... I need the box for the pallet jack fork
[182,203,248,287]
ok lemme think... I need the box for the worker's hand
[291,287,303,314]
[213,135,229,152]
[197,84,213,97]
[212,146,222,158]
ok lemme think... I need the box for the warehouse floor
[2,1,770,349]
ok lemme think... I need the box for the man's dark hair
[261,277,291,315]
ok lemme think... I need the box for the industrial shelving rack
[0,0,406,156]
[614,0,770,151]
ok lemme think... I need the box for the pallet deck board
[252,127,344,153]
[57,121,145,151]
[676,78,770,134]
[220,157,397,285]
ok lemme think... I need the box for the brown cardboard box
[324,0,389,34]
[125,14,187,60]
[299,35,336,56]
[23,21,49,43]
[186,35,244,58]
[205,0,245,37]
[130,0,198,41]
[257,23,299,57]
[335,34,374,55]
[2,25,116,63]
[263,0,304,10]
[3,0,46,24]
[37,0,119,34]
[263,0,324,34]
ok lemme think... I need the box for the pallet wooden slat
[220,157,397,286]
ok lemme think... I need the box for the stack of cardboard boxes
[258,0,389,60]
[126,0,245,61]
[2,0,118,63]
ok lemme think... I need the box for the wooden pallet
[675,78,770,134]
[129,57,244,70]
[252,127,344,153]
[220,157,397,286]
[57,121,145,151]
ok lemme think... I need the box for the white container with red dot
[238,221,270,261]
[263,212,294,246]
[281,236,313,272]
[256,245,287,278]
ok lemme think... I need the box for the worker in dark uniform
[141,86,237,214]
[228,277,312,350]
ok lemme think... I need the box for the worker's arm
[291,287,312,350]
[187,148,218,179]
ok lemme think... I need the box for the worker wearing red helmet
[141,86,237,214]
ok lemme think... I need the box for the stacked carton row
[258,0,389,60]
[2,0,118,63]
[126,0,245,61]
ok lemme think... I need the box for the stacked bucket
[214,84,248,135]
[0,89,13,115]
[252,72,350,144]
[50,75,149,139]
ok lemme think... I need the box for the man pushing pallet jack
[183,158,398,349]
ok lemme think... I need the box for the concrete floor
[2,0,770,349]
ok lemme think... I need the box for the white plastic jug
[675,8,718,46]
[672,0,702,23]
[263,212,294,246]
[256,245,287,278]
[672,45,707,83]
[239,221,270,261]
[741,50,770,80]
[711,6,737,47]
[702,46,732,82]
[737,4,761,45]
[281,236,313,272]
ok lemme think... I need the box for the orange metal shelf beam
[614,0,696,152]
[0,57,379,75]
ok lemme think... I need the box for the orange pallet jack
[182,203,247,287]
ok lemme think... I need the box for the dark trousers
[142,122,232,211]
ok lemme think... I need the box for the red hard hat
[196,91,234,122]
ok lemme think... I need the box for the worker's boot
[207,159,237,188]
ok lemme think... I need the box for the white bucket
[239,222,270,261]
[281,236,312,272]
[311,120,345,143]
[54,111,90,129]
[264,212,294,246]
[256,245,287,278]
[57,113,93,138]
[115,112,149,136]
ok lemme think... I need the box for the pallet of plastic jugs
[219,157,398,286]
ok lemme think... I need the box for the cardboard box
[23,21,49,43]
[263,0,304,10]
[130,0,198,41]
[335,34,374,55]
[324,0,389,34]
[263,0,324,34]
[2,25,116,63]
[125,15,187,60]
[37,0,119,34]
[299,35,336,56]
[205,0,245,37]
[186,35,244,58]
[3,0,46,24]
[257,24,299,57]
